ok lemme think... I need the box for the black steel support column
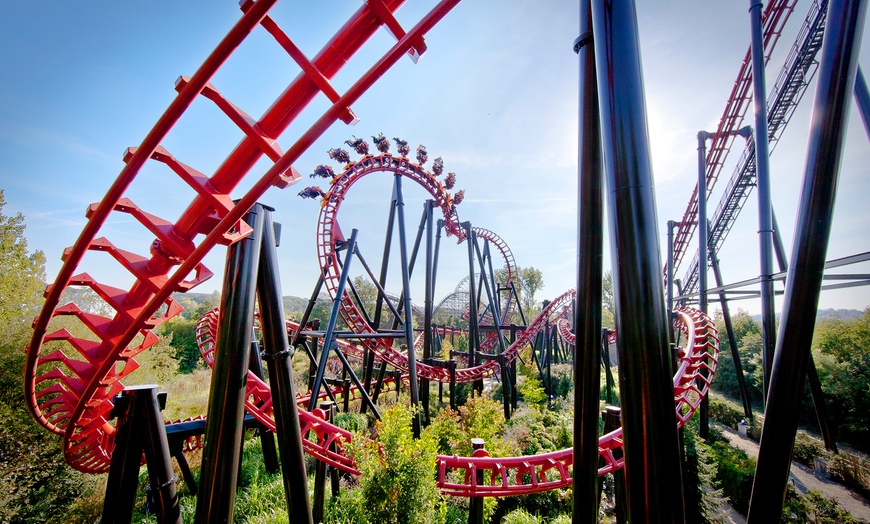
[195,205,264,524]
[102,386,181,524]
[422,201,435,423]
[468,438,486,524]
[747,1,866,520]
[590,0,685,520]
[308,230,358,412]
[464,222,483,395]
[771,212,837,451]
[247,340,279,474]
[573,2,604,518]
[312,401,336,524]
[257,208,313,524]
[666,221,677,329]
[749,0,777,402]
[854,66,870,140]
[394,174,421,436]
[709,249,754,420]
[697,131,713,439]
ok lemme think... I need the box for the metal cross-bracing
[193,291,718,497]
[670,0,796,277]
[681,0,828,296]
[24,0,461,474]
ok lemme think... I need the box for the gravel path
[717,424,870,522]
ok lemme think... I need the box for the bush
[501,508,541,524]
[708,397,745,429]
[782,487,865,523]
[707,439,756,514]
[549,364,573,400]
[792,431,824,468]
[338,404,445,524]
[826,452,870,499]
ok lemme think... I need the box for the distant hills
[751,308,863,322]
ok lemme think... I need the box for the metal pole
[195,204,264,524]
[771,212,837,451]
[590,0,685,520]
[748,0,777,402]
[464,222,483,395]
[572,12,606,508]
[312,401,331,524]
[308,230,359,412]
[247,339,279,474]
[468,438,486,524]
[697,131,713,438]
[854,66,870,140]
[394,174,421,436]
[258,208,313,524]
[748,1,866,520]
[709,247,754,420]
[422,201,434,424]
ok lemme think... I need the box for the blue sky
[1,0,868,316]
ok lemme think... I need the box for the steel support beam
[572,2,604,518]
[747,1,867,519]
[195,205,264,524]
[749,0,778,402]
[591,0,685,520]
[257,208,313,523]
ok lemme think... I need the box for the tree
[0,190,46,350]
[0,189,95,523]
[812,309,870,446]
[711,310,764,407]
[518,266,545,319]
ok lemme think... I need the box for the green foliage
[711,310,765,407]
[429,397,510,458]
[813,309,870,447]
[548,364,573,400]
[518,266,545,320]
[682,422,731,524]
[0,191,100,523]
[501,508,541,524]
[708,396,746,429]
[707,438,756,514]
[792,431,824,468]
[502,406,572,456]
[782,488,864,523]
[825,452,870,499]
[338,404,445,524]
[334,411,369,434]
[518,374,547,409]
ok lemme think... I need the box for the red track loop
[315,152,532,384]
[23,0,461,474]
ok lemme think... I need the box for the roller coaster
[21,0,869,522]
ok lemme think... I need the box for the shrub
[792,431,824,468]
[334,411,368,434]
[826,452,870,499]
[707,439,756,514]
[501,508,541,524]
[549,364,573,399]
[782,487,864,523]
[342,404,445,524]
[708,397,745,429]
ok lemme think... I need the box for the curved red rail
[23,0,461,473]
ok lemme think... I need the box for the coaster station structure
[19,0,867,522]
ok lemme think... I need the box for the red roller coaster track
[24,0,721,500]
[24,0,461,474]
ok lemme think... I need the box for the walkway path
[717,424,870,522]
